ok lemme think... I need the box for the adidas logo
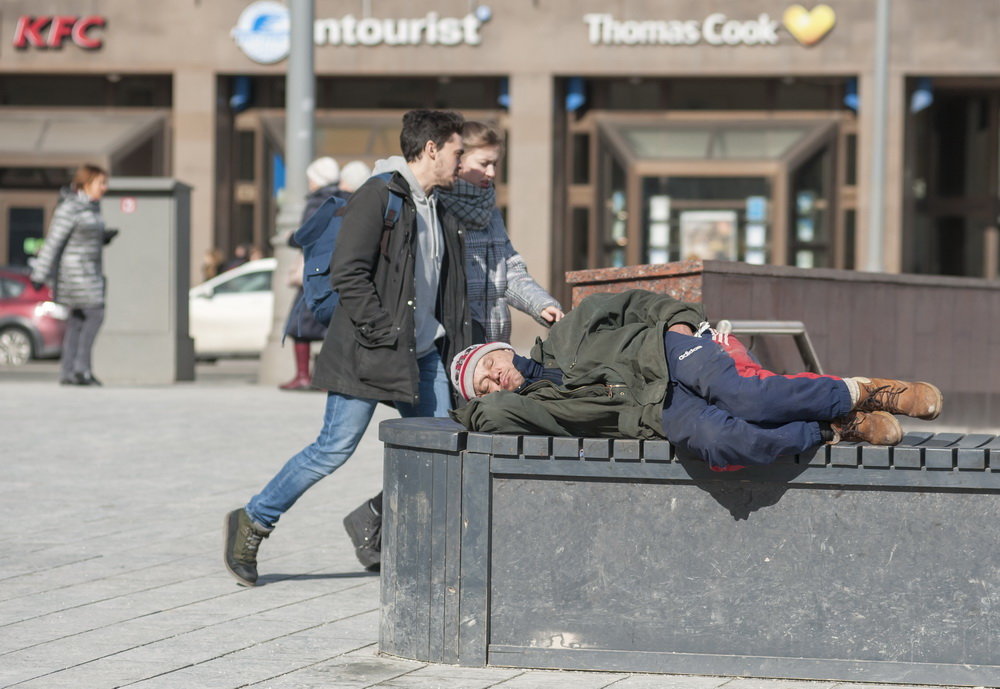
[678,345,703,361]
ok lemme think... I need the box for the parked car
[189,258,275,359]
[0,266,69,366]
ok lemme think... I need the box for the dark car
[0,267,68,366]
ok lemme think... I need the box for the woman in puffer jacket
[30,164,114,386]
[438,122,563,344]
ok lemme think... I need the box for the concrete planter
[380,417,1000,686]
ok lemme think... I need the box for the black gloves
[103,228,119,245]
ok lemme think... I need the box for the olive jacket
[450,290,704,438]
[311,171,471,404]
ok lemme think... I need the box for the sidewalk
[0,362,982,689]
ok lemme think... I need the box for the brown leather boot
[830,411,903,445]
[848,377,943,420]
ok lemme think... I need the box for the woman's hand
[539,306,565,324]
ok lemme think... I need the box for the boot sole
[223,510,258,587]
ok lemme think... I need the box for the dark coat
[450,290,704,438]
[311,172,470,404]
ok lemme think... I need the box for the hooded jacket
[311,168,471,404]
[450,290,704,438]
[29,188,107,308]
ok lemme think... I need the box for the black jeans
[60,306,105,380]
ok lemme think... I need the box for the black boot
[224,508,272,586]
[343,499,381,571]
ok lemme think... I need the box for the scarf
[437,178,496,231]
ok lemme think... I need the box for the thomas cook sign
[232,1,491,64]
[584,4,836,47]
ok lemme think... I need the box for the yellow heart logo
[783,4,836,46]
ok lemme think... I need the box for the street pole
[258,0,314,384]
[865,0,891,273]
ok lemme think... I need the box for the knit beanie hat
[450,342,515,401]
[306,157,340,188]
[339,160,372,193]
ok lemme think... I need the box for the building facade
[2,0,1000,311]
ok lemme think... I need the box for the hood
[58,186,95,211]
[372,156,427,203]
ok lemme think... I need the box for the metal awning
[596,114,840,176]
[0,109,168,169]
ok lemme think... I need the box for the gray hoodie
[372,155,445,357]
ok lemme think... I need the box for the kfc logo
[13,16,106,50]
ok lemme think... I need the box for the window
[213,271,272,294]
[0,276,25,298]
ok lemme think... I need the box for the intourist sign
[13,15,106,49]
[584,4,836,47]
[232,1,491,64]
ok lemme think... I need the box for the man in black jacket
[224,110,471,586]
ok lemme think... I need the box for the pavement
[0,360,987,689]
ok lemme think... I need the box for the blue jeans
[246,349,451,528]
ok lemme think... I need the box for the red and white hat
[450,342,515,401]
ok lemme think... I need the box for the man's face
[431,132,464,190]
[473,348,524,397]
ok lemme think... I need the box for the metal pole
[258,0,315,384]
[865,0,891,272]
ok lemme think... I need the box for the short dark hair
[399,110,465,162]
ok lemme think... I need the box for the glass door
[641,176,771,265]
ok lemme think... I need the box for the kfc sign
[13,16,106,50]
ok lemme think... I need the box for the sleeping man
[449,290,942,470]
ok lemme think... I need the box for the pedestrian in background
[29,163,115,386]
[439,121,563,343]
[279,156,342,391]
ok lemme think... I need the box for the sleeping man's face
[473,348,524,397]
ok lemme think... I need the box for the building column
[856,71,905,274]
[506,72,554,352]
[173,68,216,286]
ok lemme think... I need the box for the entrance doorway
[905,83,1000,278]
[592,114,840,270]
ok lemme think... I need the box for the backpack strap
[373,172,408,257]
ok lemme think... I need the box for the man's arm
[329,179,396,345]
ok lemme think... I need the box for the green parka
[450,290,704,438]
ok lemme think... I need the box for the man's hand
[668,323,695,335]
[539,306,564,325]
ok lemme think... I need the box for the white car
[189,258,275,358]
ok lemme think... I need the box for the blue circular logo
[475,5,493,23]
[231,1,290,64]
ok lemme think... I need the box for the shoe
[830,411,903,446]
[224,508,271,586]
[279,375,313,391]
[73,372,102,386]
[849,377,942,420]
[343,500,382,571]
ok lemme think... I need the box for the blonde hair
[71,164,108,192]
[461,121,504,155]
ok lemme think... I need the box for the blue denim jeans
[246,349,451,528]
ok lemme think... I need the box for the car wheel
[0,326,33,366]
